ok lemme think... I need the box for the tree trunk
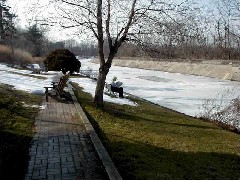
[93,61,111,106]
[0,5,4,42]
[94,0,106,106]
[10,33,14,66]
[93,0,136,106]
[94,54,114,106]
[93,68,107,107]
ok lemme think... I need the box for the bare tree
[48,0,158,106]
[93,0,139,105]
[215,0,240,59]
[29,0,192,106]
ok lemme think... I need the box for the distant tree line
[1,0,240,65]
[123,0,240,60]
[10,27,99,58]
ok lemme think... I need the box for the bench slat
[45,73,70,102]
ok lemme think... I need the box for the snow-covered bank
[70,78,137,106]
[80,58,240,117]
[0,60,239,130]
[0,64,59,94]
[111,59,240,81]
[0,63,136,107]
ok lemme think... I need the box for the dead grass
[14,48,34,64]
[0,45,11,63]
[0,45,43,65]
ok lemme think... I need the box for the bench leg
[45,88,49,102]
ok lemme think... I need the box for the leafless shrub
[32,56,44,64]
[198,87,240,132]
[0,45,11,63]
[14,49,34,64]
[0,45,43,65]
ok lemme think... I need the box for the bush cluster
[0,45,39,65]
[44,49,81,74]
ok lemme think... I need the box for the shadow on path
[24,96,108,180]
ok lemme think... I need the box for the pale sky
[7,0,76,42]
[6,0,215,42]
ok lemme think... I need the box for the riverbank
[110,58,240,81]
[72,83,240,179]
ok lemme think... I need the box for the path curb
[68,84,122,180]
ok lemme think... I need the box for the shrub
[0,45,12,63]
[198,87,240,132]
[44,49,81,74]
[0,45,38,65]
[14,48,34,65]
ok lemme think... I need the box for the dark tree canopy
[44,49,81,74]
[0,0,16,43]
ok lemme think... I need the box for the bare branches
[114,0,137,47]
[24,0,240,106]
[106,0,112,49]
[97,0,104,64]
[61,0,97,18]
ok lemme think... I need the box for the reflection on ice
[137,76,174,82]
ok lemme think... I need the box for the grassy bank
[72,83,240,179]
[0,84,42,180]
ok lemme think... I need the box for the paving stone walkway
[24,96,108,180]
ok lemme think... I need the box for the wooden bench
[44,73,70,102]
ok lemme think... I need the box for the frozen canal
[80,58,240,117]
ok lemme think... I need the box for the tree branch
[105,0,137,66]
[106,0,113,50]
[97,0,105,65]
[61,0,97,18]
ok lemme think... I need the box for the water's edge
[109,59,240,82]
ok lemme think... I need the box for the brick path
[24,96,107,180]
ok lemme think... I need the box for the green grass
[72,83,240,179]
[0,84,42,180]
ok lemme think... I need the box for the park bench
[104,82,124,98]
[44,73,70,102]
[80,68,98,81]
[105,82,116,96]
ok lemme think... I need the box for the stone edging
[68,83,122,180]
